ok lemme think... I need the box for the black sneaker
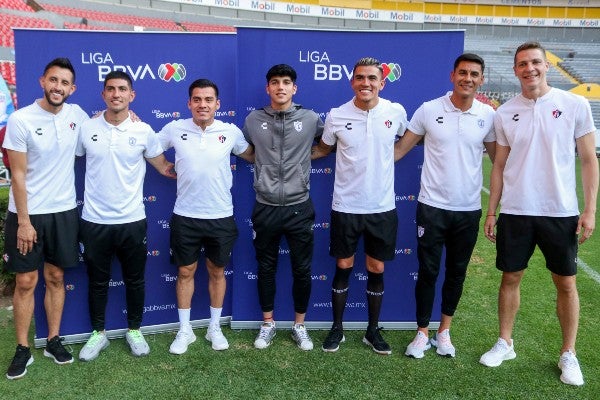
[6,344,34,380]
[322,325,345,353]
[363,326,392,355]
[44,336,74,365]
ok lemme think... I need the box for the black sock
[366,271,384,329]
[331,266,352,328]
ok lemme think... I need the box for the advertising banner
[13,27,463,345]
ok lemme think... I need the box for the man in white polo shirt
[480,41,598,386]
[394,53,496,359]
[159,79,254,355]
[312,57,408,355]
[77,71,175,361]
[3,58,88,380]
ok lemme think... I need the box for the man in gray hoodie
[243,64,324,351]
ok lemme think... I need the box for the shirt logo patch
[35,128,43,135]
[478,119,485,128]
[180,133,188,140]
[512,114,519,121]
[91,134,98,142]
[552,109,562,119]
[384,120,392,128]
[294,121,302,132]
[218,135,226,143]
[417,226,425,238]
[261,122,268,130]
[436,117,443,124]
[129,137,137,146]
[70,122,77,130]
[345,122,352,130]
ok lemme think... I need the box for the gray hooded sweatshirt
[243,103,324,206]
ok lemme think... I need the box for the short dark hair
[514,41,547,65]
[454,53,485,73]
[266,64,297,83]
[188,78,219,99]
[103,70,133,89]
[43,57,76,83]
[352,57,383,76]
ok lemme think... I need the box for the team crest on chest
[384,120,392,128]
[129,137,137,146]
[294,121,302,132]
[478,119,484,128]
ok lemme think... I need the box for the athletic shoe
[430,329,456,358]
[79,330,110,361]
[6,345,33,380]
[479,338,516,367]
[362,326,392,355]
[169,327,197,355]
[322,325,345,353]
[558,350,584,386]
[126,329,150,357]
[254,322,276,349]
[405,331,431,359]
[291,323,314,351]
[205,325,229,351]
[44,335,74,364]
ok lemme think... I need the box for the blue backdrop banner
[12,27,463,346]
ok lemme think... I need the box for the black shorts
[496,214,578,276]
[170,214,238,267]
[3,208,80,273]
[330,209,398,261]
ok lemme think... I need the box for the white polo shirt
[409,92,496,211]
[4,100,88,214]
[158,118,249,219]
[77,114,163,224]
[322,97,408,214]
[495,88,595,216]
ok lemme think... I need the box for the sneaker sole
[322,335,345,353]
[405,346,430,359]
[43,349,74,365]
[430,339,455,358]
[5,356,34,380]
[169,333,197,355]
[362,337,392,355]
[206,333,229,351]
[479,351,516,367]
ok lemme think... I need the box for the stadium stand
[0,0,598,127]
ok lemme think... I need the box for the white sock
[210,306,222,327]
[178,308,191,330]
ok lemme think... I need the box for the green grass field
[0,157,598,399]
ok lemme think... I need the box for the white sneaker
[291,323,314,351]
[79,330,109,361]
[480,338,516,367]
[126,329,150,357]
[405,331,431,359]
[430,329,456,358]
[558,350,584,386]
[205,325,229,351]
[169,327,197,355]
[254,322,276,349]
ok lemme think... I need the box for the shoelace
[86,331,105,347]
[561,353,579,369]
[258,324,273,340]
[128,330,144,343]
[414,332,428,347]
[294,326,310,342]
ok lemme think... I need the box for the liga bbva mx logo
[382,63,401,82]
[158,63,186,82]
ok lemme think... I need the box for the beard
[44,89,69,107]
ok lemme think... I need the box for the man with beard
[3,58,88,379]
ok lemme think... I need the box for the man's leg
[552,273,579,354]
[498,270,524,343]
[43,262,65,339]
[13,271,38,346]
